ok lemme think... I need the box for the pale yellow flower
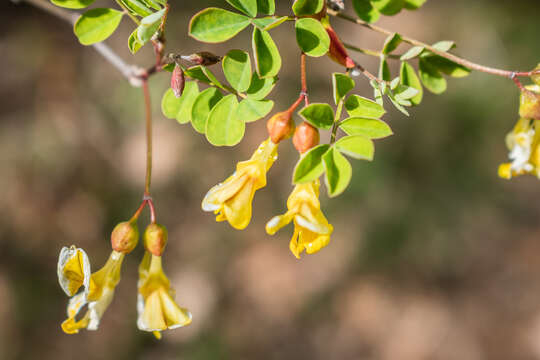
[58,249,125,334]
[202,138,278,230]
[266,180,333,258]
[137,252,192,339]
[498,118,540,179]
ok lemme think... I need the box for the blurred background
[2,0,540,359]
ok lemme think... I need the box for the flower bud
[111,221,139,254]
[267,111,295,144]
[293,122,320,153]
[181,52,222,66]
[531,64,540,86]
[520,89,540,120]
[323,18,355,69]
[143,223,168,256]
[171,65,185,98]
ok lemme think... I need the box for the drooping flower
[137,252,192,339]
[266,180,333,258]
[59,249,125,334]
[498,118,538,179]
[202,138,278,230]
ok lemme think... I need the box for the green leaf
[371,0,404,15]
[222,50,252,92]
[333,73,355,104]
[431,40,455,52]
[257,0,276,15]
[251,16,287,31]
[299,103,335,130]
[236,98,274,123]
[323,147,352,197]
[382,33,402,54]
[140,0,162,10]
[252,28,282,78]
[424,56,471,78]
[339,117,393,139]
[201,66,226,90]
[226,0,257,17]
[292,0,324,16]
[295,18,330,57]
[335,135,375,161]
[351,0,380,23]
[191,88,223,133]
[189,7,251,43]
[345,95,386,118]
[185,65,211,83]
[206,95,244,146]
[293,144,330,184]
[404,0,427,9]
[137,8,166,43]
[400,45,424,60]
[399,62,423,105]
[246,73,277,100]
[120,0,152,17]
[51,0,94,9]
[128,29,143,54]
[393,84,419,100]
[418,57,447,94]
[74,8,123,46]
[161,82,200,124]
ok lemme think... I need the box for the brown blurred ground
[1,0,540,359]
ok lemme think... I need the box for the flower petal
[57,246,91,297]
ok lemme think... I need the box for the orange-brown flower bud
[143,223,168,257]
[323,18,355,69]
[111,221,139,254]
[171,65,185,98]
[267,111,295,144]
[181,52,222,66]
[293,122,320,153]
[520,89,540,120]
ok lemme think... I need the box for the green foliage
[352,0,428,23]
[74,8,124,45]
[246,73,277,100]
[206,95,244,146]
[236,99,274,122]
[121,0,153,17]
[189,8,251,43]
[345,95,386,118]
[399,62,423,105]
[251,16,288,31]
[161,82,200,124]
[191,88,223,133]
[226,0,257,17]
[252,28,282,78]
[292,0,324,16]
[137,8,166,43]
[295,18,330,57]
[323,147,352,197]
[293,144,330,184]
[339,117,393,138]
[222,50,252,92]
[333,73,355,104]
[256,0,275,15]
[335,135,374,160]
[299,103,335,130]
[50,0,95,9]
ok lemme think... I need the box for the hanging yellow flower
[498,118,540,179]
[266,180,333,258]
[59,249,125,334]
[137,252,192,339]
[202,138,278,230]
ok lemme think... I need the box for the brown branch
[328,9,540,80]
[15,0,147,87]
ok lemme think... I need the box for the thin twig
[16,0,146,86]
[328,9,540,80]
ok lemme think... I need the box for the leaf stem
[328,9,540,80]
[142,79,153,197]
[330,98,344,144]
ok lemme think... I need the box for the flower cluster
[499,86,540,179]
[57,220,191,338]
[202,109,333,258]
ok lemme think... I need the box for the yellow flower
[266,180,333,259]
[202,138,278,230]
[58,249,125,334]
[498,118,540,179]
[137,252,192,339]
